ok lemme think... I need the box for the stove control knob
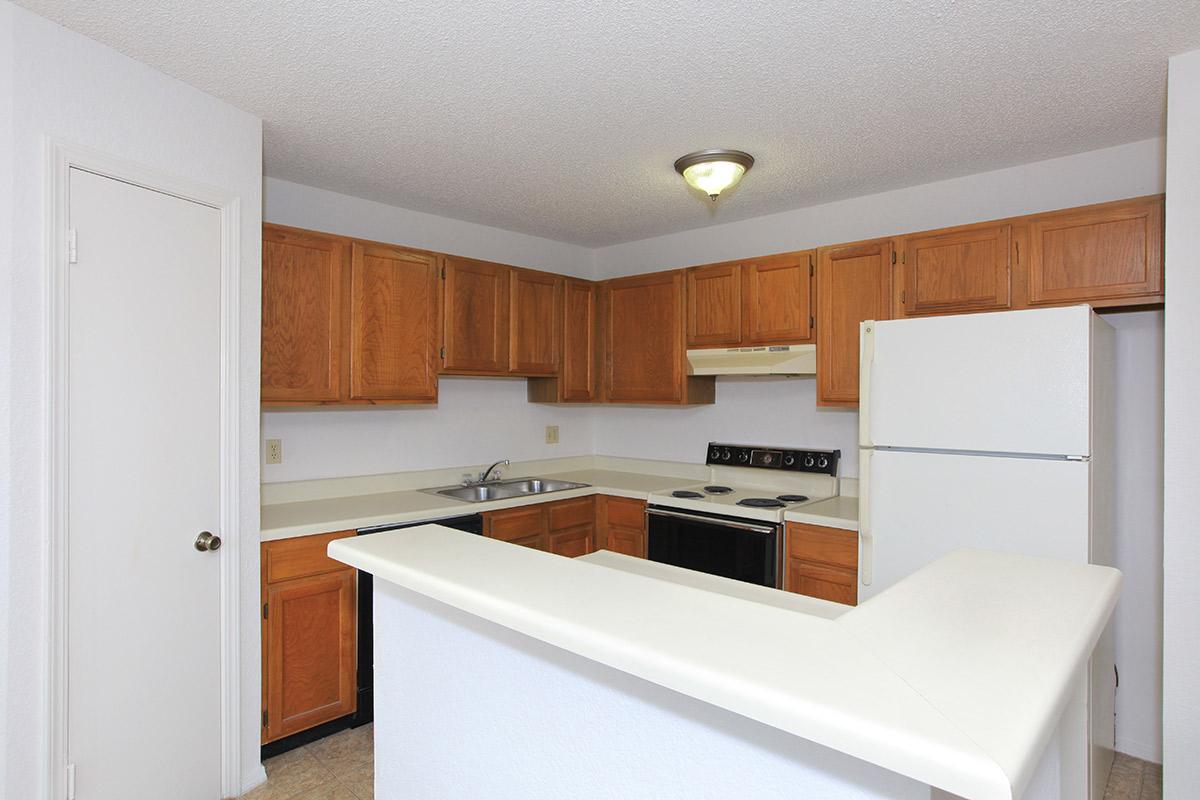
[722,448,732,461]
[737,451,750,463]
[803,454,815,468]
[783,453,795,467]
[761,452,775,465]
[817,455,829,470]
[709,447,722,461]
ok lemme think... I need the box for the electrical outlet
[265,439,282,465]
[545,425,559,444]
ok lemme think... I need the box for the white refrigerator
[857,304,1115,799]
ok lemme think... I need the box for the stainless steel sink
[421,477,590,503]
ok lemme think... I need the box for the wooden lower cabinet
[261,532,357,744]
[483,495,646,558]
[597,495,647,558]
[785,522,859,605]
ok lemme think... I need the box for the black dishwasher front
[353,514,483,726]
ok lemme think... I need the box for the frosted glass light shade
[674,150,754,200]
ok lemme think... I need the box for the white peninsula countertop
[331,527,1120,800]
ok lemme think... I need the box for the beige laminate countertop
[785,495,860,531]
[260,468,702,541]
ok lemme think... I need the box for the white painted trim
[42,138,244,800]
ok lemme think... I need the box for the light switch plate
[544,425,559,444]
[265,439,282,465]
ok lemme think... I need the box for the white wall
[1163,48,1200,798]
[593,138,1164,276]
[263,378,596,482]
[264,177,595,278]
[0,3,264,796]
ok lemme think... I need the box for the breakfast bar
[330,526,1120,800]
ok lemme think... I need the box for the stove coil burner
[671,490,705,499]
[776,494,809,503]
[737,498,786,509]
[703,485,733,494]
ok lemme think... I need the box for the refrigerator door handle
[859,321,876,448]
[859,447,873,586]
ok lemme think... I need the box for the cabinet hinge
[809,263,814,277]
[262,602,268,620]
[890,250,896,265]
[439,346,445,359]
[67,229,78,264]
[440,266,446,279]
[262,709,268,728]
[809,315,814,329]
[900,290,906,304]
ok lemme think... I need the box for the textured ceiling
[18,0,1200,246]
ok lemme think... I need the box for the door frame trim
[42,139,245,798]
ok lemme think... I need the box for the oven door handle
[646,507,778,535]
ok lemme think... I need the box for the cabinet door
[816,240,893,406]
[261,226,348,403]
[484,504,548,550]
[902,225,1011,315]
[786,560,857,605]
[604,272,686,403]
[686,263,742,347]
[607,526,646,558]
[349,242,440,401]
[560,279,597,401]
[443,256,509,373]
[263,570,356,742]
[1027,196,1163,306]
[509,269,562,375]
[598,496,646,557]
[549,524,594,558]
[743,252,813,344]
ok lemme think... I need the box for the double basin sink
[421,477,590,503]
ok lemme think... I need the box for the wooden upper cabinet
[816,239,893,406]
[604,271,713,404]
[686,263,742,347]
[261,226,348,403]
[560,279,597,401]
[509,268,563,375]
[901,224,1011,316]
[742,251,814,344]
[1026,196,1163,306]
[442,256,510,373]
[349,242,440,402]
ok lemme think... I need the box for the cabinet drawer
[548,496,594,531]
[605,497,645,529]
[787,522,858,569]
[264,530,356,584]
[484,505,547,542]
[788,560,858,605]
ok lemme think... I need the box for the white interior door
[863,306,1093,456]
[860,448,1090,602]
[67,168,224,798]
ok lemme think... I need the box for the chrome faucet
[477,459,510,484]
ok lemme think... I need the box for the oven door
[646,507,780,588]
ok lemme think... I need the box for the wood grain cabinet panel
[603,272,714,404]
[509,268,563,375]
[483,504,548,550]
[1026,196,1163,306]
[742,252,814,344]
[261,226,348,403]
[816,240,893,406]
[785,522,859,605]
[261,532,357,744]
[349,242,440,402]
[686,263,743,347]
[560,279,598,401]
[597,495,647,557]
[902,225,1011,315]
[442,256,510,373]
[549,524,594,558]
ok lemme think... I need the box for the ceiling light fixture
[674,149,755,200]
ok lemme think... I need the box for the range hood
[686,344,817,376]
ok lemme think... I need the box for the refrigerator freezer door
[859,448,1090,602]
[863,306,1092,456]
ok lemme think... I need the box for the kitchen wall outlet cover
[266,438,283,464]
[545,425,559,444]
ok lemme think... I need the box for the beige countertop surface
[785,495,860,531]
[261,467,702,541]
